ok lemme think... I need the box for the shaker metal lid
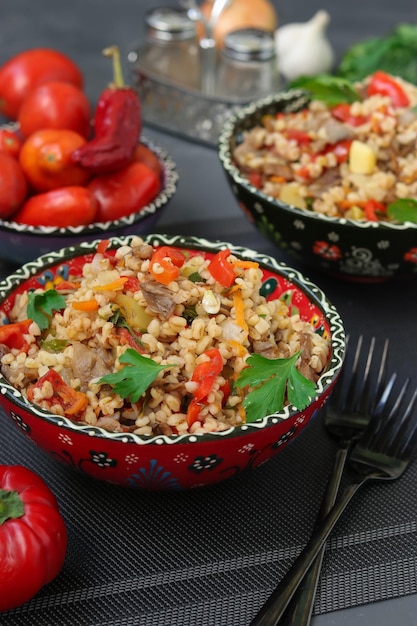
[223,28,276,61]
[146,8,196,41]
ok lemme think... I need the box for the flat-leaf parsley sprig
[98,348,176,403]
[235,351,317,423]
[27,289,66,331]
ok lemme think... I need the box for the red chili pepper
[331,103,369,126]
[27,369,88,420]
[149,246,186,285]
[367,71,410,108]
[208,249,236,288]
[0,465,67,612]
[71,46,141,174]
[0,319,32,352]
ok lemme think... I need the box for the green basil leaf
[387,198,417,223]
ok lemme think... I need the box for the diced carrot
[72,299,99,311]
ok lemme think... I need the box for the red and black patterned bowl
[218,91,417,282]
[0,132,178,266]
[0,234,345,490]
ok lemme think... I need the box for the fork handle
[278,446,349,626]
[249,477,367,626]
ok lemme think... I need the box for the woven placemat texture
[0,408,416,626]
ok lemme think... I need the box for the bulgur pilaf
[233,72,417,222]
[0,237,329,436]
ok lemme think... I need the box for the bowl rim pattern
[218,89,417,232]
[0,234,345,445]
[0,131,178,236]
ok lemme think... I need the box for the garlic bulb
[275,10,334,82]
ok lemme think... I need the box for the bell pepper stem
[0,488,25,524]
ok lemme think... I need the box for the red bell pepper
[283,128,311,146]
[331,103,369,127]
[0,465,67,612]
[367,71,410,108]
[208,249,236,288]
[187,348,224,426]
[149,246,186,286]
[0,319,33,353]
[27,369,88,420]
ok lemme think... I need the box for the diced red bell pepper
[27,369,88,420]
[283,129,311,146]
[149,246,186,286]
[0,319,33,352]
[331,103,369,127]
[208,249,236,288]
[367,71,410,108]
[322,139,353,164]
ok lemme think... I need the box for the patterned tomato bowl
[218,91,417,282]
[0,132,178,266]
[0,234,345,490]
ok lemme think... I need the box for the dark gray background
[1,2,417,625]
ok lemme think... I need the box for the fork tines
[358,373,417,460]
[333,334,389,415]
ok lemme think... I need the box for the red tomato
[0,128,22,158]
[0,152,28,218]
[88,161,162,222]
[132,144,162,178]
[13,186,98,227]
[19,129,91,192]
[0,48,83,120]
[18,82,91,138]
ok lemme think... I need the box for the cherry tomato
[13,186,98,227]
[0,48,83,120]
[0,128,22,158]
[0,152,28,218]
[88,161,161,222]
[19,129,91,192]
[18,82,91,138]
[132,144,162,178]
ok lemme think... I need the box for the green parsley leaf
[235,351,317,423]
[289,74,360,106]
[27,289,66,331]
[387,198,417,223]
[98,348,175,403]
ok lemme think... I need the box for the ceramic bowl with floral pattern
[218,91,417,282]
[0,134,178,267]
[0,234,345,490]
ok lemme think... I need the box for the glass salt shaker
[216,28,279,100]
[141,7,200,90]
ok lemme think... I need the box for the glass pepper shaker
[216,27,279,100]
[141,7,200,90]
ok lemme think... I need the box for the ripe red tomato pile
[0,48,162,227]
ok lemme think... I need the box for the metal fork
[279,335,389,625]
[250,372,417,626]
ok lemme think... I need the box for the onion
[200,0,278,47]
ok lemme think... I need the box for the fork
[279,335,389,625]
[250,372,417,626]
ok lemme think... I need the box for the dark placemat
[1,402,416,626]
